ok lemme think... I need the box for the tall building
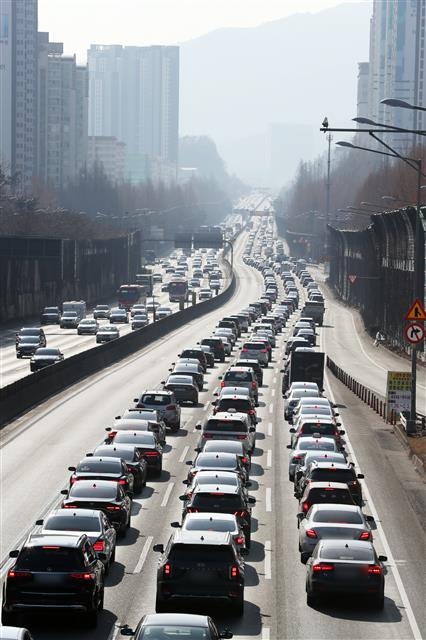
[88,44,179,182]
[0,0,38,194]
[37,33,88,190]
[87,136,126,183]
[367,0,426,150]
[356,62,370,122]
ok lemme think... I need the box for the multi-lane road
[0,231,425,640]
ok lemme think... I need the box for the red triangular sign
[405,298,426,321]
[348,275,357,283]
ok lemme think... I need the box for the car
[16,335,44,358]
[153,530,245,614]
[200,337,225,362]
[212,394,257,425]
[197,439,251,475]
[60,311,79,329]
[185,451,248,485]
[199,344,215,367]
[171,512,246,554]
[182,470,250,501]
[284,389,321,421]
[284,337,310,356]
[295,461,364,505]
[196,412,256,455]
[36,508,117,572]
[305,540,387,608]
[29,347,64,372]
[112,431,163,476]
[298,504,373,563]
[77,318,99,335]
[119,613,233,639]
[40,306,61,325]
[162,374,199,406]
[134,390,181,432]
[289,419,345,449]
[219,367,258,405]
[146,298,160,313]
[178,347,208,371]
[96,324,120,343]
[106,417,163,446]
[283,381,320,399]
[298,481,356,519]
[0,626,35,639]
[68,456,135,495]
[255,328,276,348]
[214,328,236,347]
[1,534,104,627]
[240,340,269,367]
[152,273,163,283]
[132,313,149,330]
[169,362,204,391]
[110,307,129,323]
[92,444,148,492]
[93,304,111,319]
[130,304,147,318]
[15,327,46,347]
[180,484,255,548]
[233,358,263,385]
[156,306,173,320]
[119,409,167,444]
[287,436,340,481]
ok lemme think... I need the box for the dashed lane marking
[266,487,272,512]
[161,482,175,507]
[179,445,189,463]
[265,540,272,579]
[133,535,153,574]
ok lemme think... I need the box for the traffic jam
[2,220,388,638]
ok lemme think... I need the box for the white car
[96,325,120,343]
[130,304,147,317]
[156,306,173,319]
[199,288,213,300]
[109,307,128,323]
[146,297,160,313]
[77,318,99,335]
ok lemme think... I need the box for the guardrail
[0,267,236,428]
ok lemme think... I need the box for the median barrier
[0,270,236,427]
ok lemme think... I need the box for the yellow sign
[386,371,411,413]
[405,298,426,321]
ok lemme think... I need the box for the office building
[0,0,38,194]
[87,136,126,182]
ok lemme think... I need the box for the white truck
[60,300,87,329]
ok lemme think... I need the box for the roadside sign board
[386,371,411,414]
[403,322,425,344]
[405,298,426,321]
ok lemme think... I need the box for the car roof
[184,512,237,522]
[311,504,361,514]
[208,411,249,420]
[192,483,239,495]
[310,461,351,470]
[45,508,102,519]
[172,530,232,545]
[306,481,350,490]
[142,613,210,627]
[195,452,238,464]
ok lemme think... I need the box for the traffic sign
[348,274,357,284]
[405,298,426,321]
[404,322,425,344]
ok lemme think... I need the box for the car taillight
[70,572,94,580]
[302,501,309,512]
[63,504,77,509]
[107,432,116,440]
[118,479,127,485]
[260,349,267,353]
[144,451,159,457]
[220,381,225,387]
[7,570,32,579]
[241,457,248,464]
[305,528,317,538]
[165,404,176,410]
[367,564,382,575]
[359,531,371,540]
[163,563,171,576]
[235,536,244,545]
[237,434,247,440]
[292,455,303,461]
[248,409,255,415]
[312,563,334,572]
[186,508,198,513]
[241,348,248,352]
[106,505,121,511]
[93,540,105,552]
[234,510,247,517]
[349,480,358,486]
[251,381,257,389]
[70,476,77,484]
[230,565,239,579]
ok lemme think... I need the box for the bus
[168,278,188,303]
[117,284,145,310]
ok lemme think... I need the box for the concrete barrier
[0,271,236,427]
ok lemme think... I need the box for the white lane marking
[266,487,272,512]
[203,403,210,412]
[268,421,273,436]
[273,376,277,384]
[271,389,276,397]
[266,450,272,468]
[106,621,122,640]
[133,535,153,574]
[265,540,272,579]
[274,367,279,373]
[268,405,273,414]
[262,627,270,640]
[161,482,175,507]
[324,368,423,640]
[179,445,189,463]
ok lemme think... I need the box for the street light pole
[325,133,332,266]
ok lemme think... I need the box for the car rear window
[309,489,352,503]
[114,433,155,445]
[141,394,168,405]
[300,441,335,451]
[300,424,336,436]
[191,494,244,512]
[205,421,246,433]
[194,475,239,487]
[44,515,101,532]
[77,461,120,473]
[313,510,362,524]
[320,545,374,562]
[224,371,251,382]
[243,342,264,350]
[185,519,235,533]
[217,399,251,413]
[69,484,117,499]
[168,544,234,563]
[311,469,354,483]
[17,547,84,571]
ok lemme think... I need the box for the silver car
[134,390,181,432]
[286,435,339,481]
[298,504,373,563]
[240,340,269,367]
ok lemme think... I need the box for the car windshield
[320,545,374,562]
[313,510,363,524]
[185,519,236,533]
[20,329,39,335]
[297,441,335,451]
[309,489,352,503]
[204,421,246,433]
[224,372,251,382]
[44,515,101,532]
[35,349,58,356]
[114,432,155,445]
[141,394,169,405]
[168,544,234,563]
[191,493,243,511]
[16,547,84,571]
[300,424,336,436]
[217,399,251,412]
[21,336,40,343]
[312,469,354,483]
[69,484,117,499]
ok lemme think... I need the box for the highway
[0,230,425,640]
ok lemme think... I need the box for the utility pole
[324,133,332,270]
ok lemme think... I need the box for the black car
[199,344,215,367]
[92,444,148,492]
[178,347,208,372]
[162,374,199,406]
[68,456,135,496]
[1,534,104,627]
[112,431,163,476]
[61,480,132,536]
[295,461,364,505]
[120,613,233,639]
[30,347,64,371]
[16,335,44,358]
[306,540,387,609]
[200,337,225,362]
[180,484,255,547]
[15,327,46,347]
[36,508,117,573]
[40,306,61,324]
[233,358,263,385]
[153,530,245,615]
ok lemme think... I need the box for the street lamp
[381,99,426,113]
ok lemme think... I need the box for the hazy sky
[39,0,371,63]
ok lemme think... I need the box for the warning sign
[348,275,357,283]
[386,371,411,414]
[405,298,426,321]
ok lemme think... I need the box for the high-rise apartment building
[0,0,38,194]
[367,0,425,150]
[88,44,179,182]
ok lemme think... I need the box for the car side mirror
[296,512,305,521]
[289,428,296,433]
[336,422,342,427]
[248,496,256,504]
[68,466,76,472]
[366,515,374,523]
[211,400,217,406]
[35,519,44,525]
[171,362,175,366]
[105,427,111,432]
[152,544,164,553]
[339,430,345,435]
[194,447,201,452]
[170,521,181,528]
[286,444,292,449]
[133,398,138,403]
[249,426,255,432]
[86,453,93,457]
[168,368,172,372]
[195,425,201,430]
[178,495,187,501]
[60,489,68,495]
[185,460,193,465]
[334,412,340,417]
[120,626,135,636]
[9,550,19,558]
[218,376,223,380]
[182,479,188,485]
[378,555,387,563]
[357,473,364,479]
[115,415,121,420]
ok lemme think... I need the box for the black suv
[1,534,104,627]
[295,461,364,505]
[153,530,245,615]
